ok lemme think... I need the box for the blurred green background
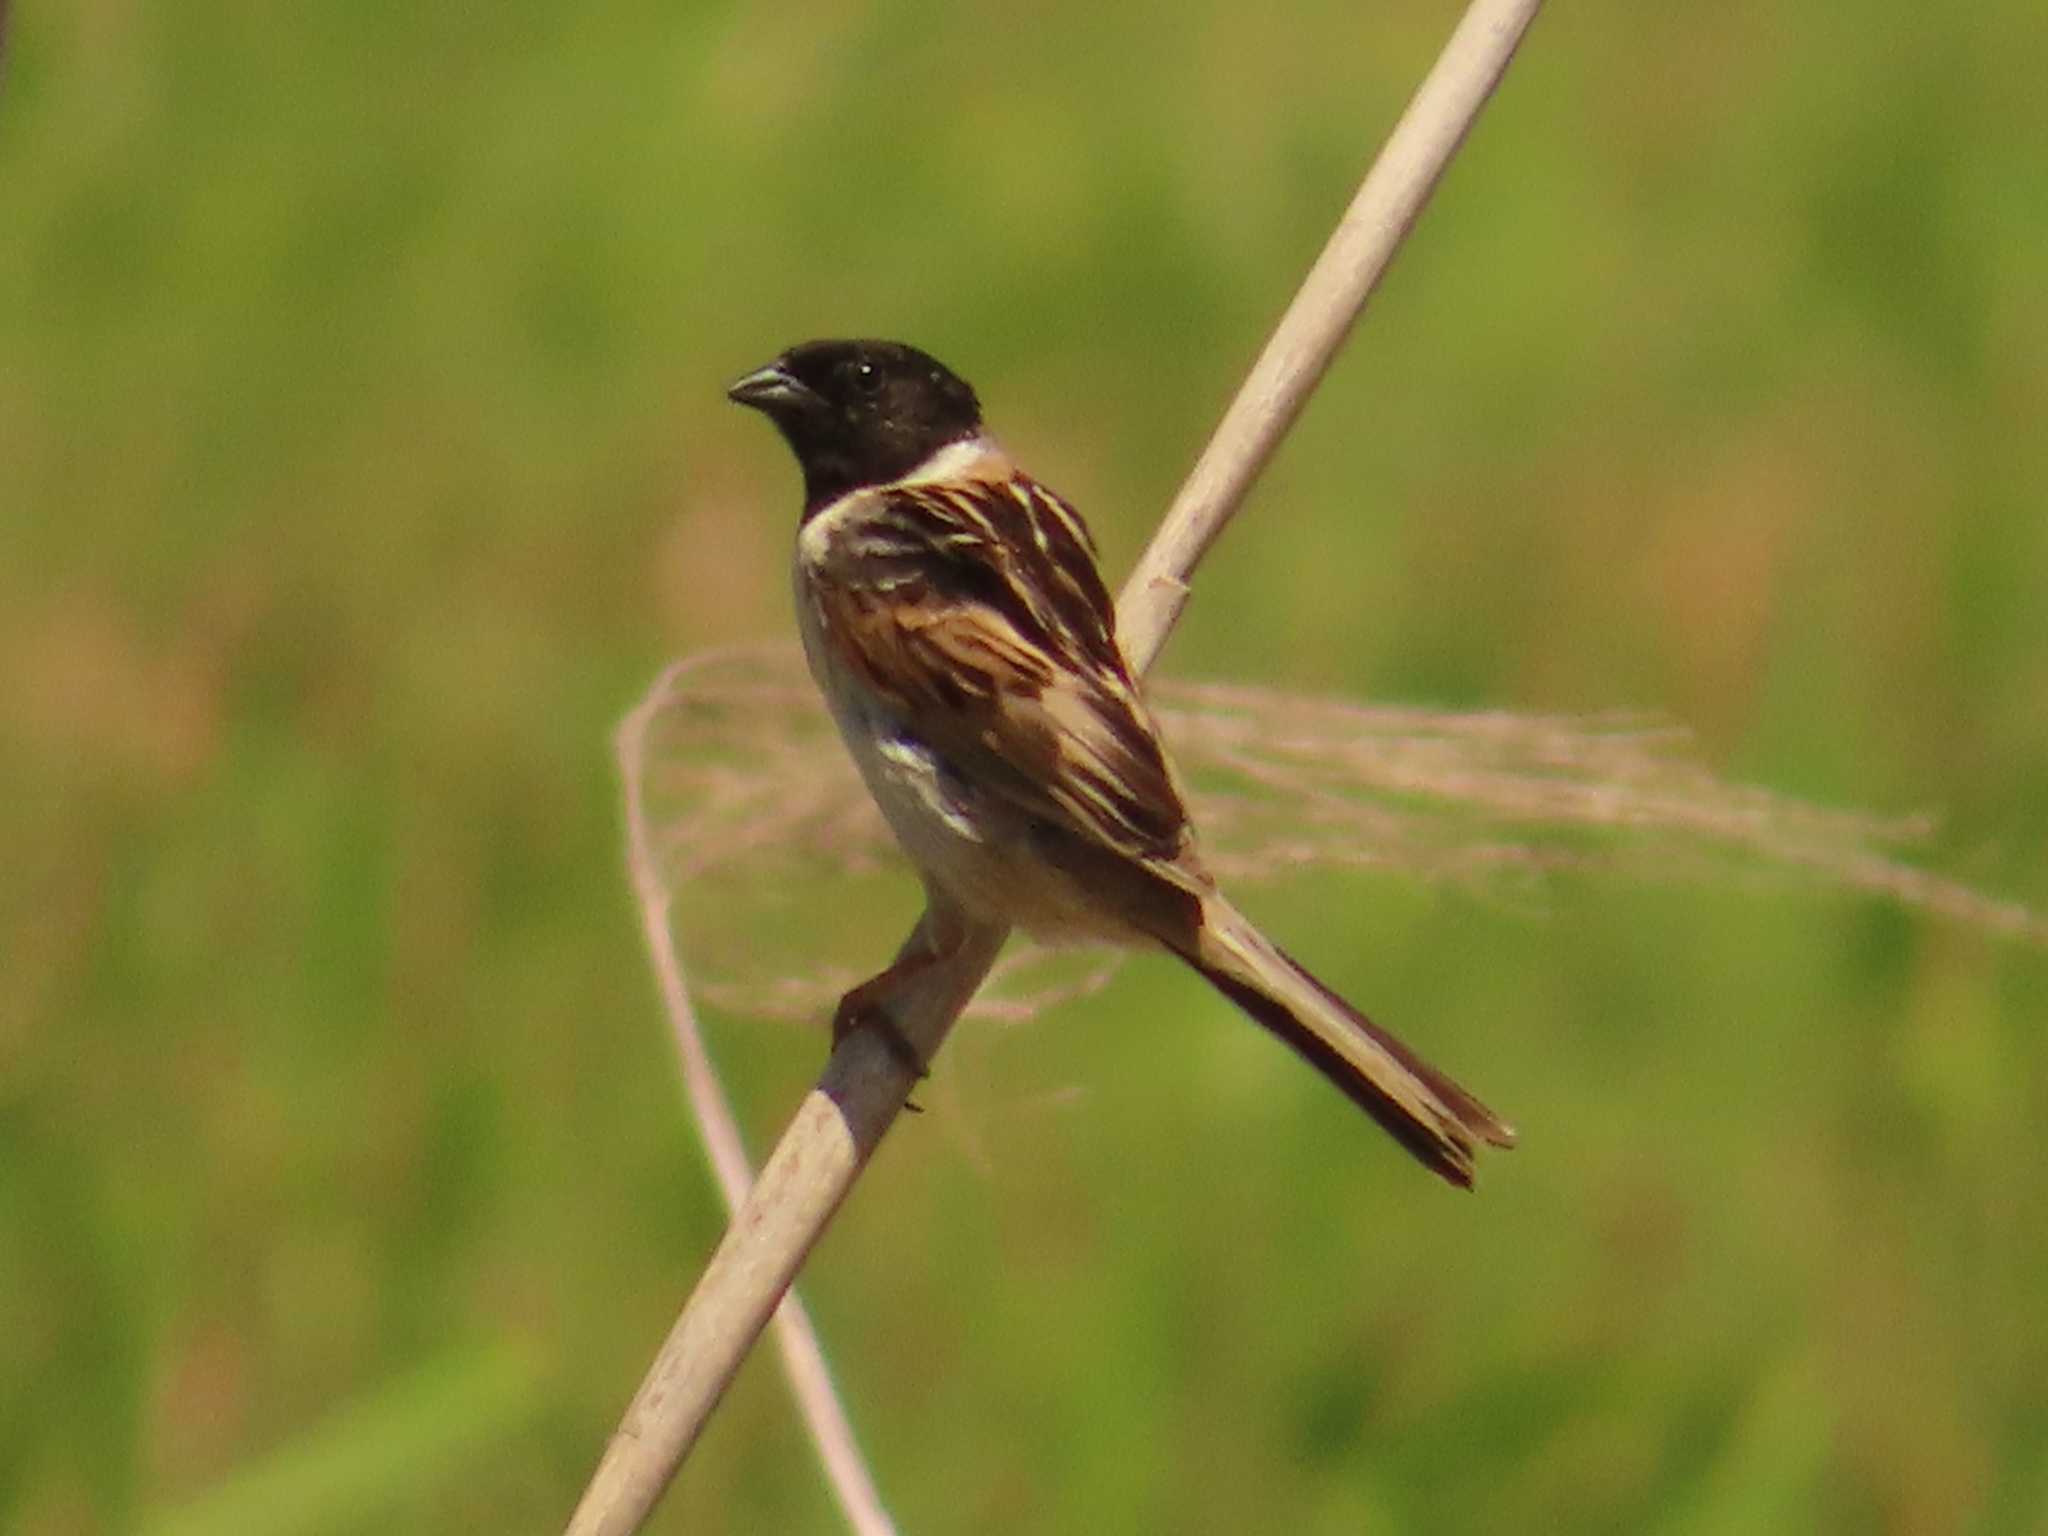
[5,0,2046,1530]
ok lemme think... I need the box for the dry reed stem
[614,655,899,1536]
[568,3,1550,1531]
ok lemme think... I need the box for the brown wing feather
[814,476,1190,866]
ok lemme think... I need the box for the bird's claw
[831,993,930,1099]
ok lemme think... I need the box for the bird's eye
[850,360,883,397]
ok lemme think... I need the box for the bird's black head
[727,339,984,512]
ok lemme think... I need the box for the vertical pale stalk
[568,3,1547,1532]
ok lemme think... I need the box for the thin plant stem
[566,3,1548,1531]
[615,654,899,1536]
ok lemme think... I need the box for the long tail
[1173,896,1516,1188]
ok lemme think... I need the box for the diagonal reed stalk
[568,3,1551,1531]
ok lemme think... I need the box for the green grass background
[5,0,2046,1530]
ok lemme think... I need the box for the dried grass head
[623,644,2044,1022]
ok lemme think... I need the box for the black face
[727,339,984,511]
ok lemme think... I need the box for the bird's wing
[805,473,1191,867]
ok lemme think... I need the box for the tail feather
[1177,898,1515,1189]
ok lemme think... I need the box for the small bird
[728,339,1514,1187]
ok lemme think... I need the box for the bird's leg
[830,901,971,1083]
[830,963,934,1080]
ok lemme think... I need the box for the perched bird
[728,339,1514,1187]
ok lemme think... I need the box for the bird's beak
[726,361,816,414]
